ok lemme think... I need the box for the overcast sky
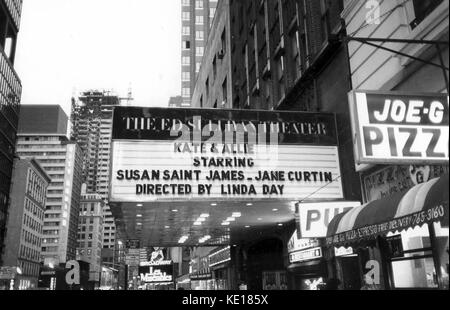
[15,0,182,116]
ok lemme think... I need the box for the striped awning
[326,175,449,247]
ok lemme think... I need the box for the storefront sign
[140,260,173,267]
[287,230,320,254]
[138,261,173,283]
[190,271,213,281]
[110,107,343,202]
[334,247,354,257]
[363,165,449,201]
[289,247,323,263]
[209,246,231,268]
[349,91,449,165]
[298,201,361,238]
[326,205,447,245]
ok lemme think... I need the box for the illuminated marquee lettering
[110,108,343,202]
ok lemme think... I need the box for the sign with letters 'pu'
[110,107,344,202]
[349,91,449,165]
[298,201,361,238]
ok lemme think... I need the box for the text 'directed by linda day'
[110,140,343,202]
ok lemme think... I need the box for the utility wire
[297,174,343,205]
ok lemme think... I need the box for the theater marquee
[349,91,449,165]
[110,107,344,202]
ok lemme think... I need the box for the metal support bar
[355,39,449,71]
[436,44,450,94]
[348,37,449,45]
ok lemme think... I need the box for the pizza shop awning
[326,175,449,247]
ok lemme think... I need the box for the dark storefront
[326,175,449,290]
[243,238,285,290]
[286,233,328,290]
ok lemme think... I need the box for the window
[195,0,203,9]
[196,30,204,40]
[221,29,227,54]
[212,56,217,80]
[222,77,228,105]
[319,0,329,43]
[182,12,190,20]
[210,8,216,19]
[196,15,204,25]
[182,88,191,98]
[182,56,190,65]
[182,72,190,81]
[196,46,204,56]
[196,62,201,72]
[182,26,190,36]
[409,0,444,29]
[290,29,301,80]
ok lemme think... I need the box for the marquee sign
[209,246,231,268]
[349,91,449,165]
[110,107,344,202]
[138,261,173,283]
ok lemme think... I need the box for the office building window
[183,40,191,50]
[195,0,203,9]
[196,30,204,40]
[210,8,216,19]
[182,57,190,65]
[222,77,228,105]
[196,15,204,25]
[409,0,443,29]
[196,46,204,56]
[182,26,190,36]
[182,72,190,81]
[182,12,190,21]
[182,88,191,97]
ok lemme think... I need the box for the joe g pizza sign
[348,91,449,165]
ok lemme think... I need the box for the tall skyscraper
[181,0,218,106]
[70,90,119,253]
[0,0,23,265]
[16,105,83,266]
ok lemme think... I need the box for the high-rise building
[70,90,120,252]
[190,0,363,289]
[76,192,104,286]
[2,158,50,290]
[181,0,218,106]
[16,105,83,266]
[0,0,23,265]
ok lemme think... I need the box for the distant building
[2,158,50,290]
[16,105,83,267]
[70,90,120,254]
[181,0,218,106]
[76,192,104,286]
[0,0,23,265]
[168,96,183,108]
